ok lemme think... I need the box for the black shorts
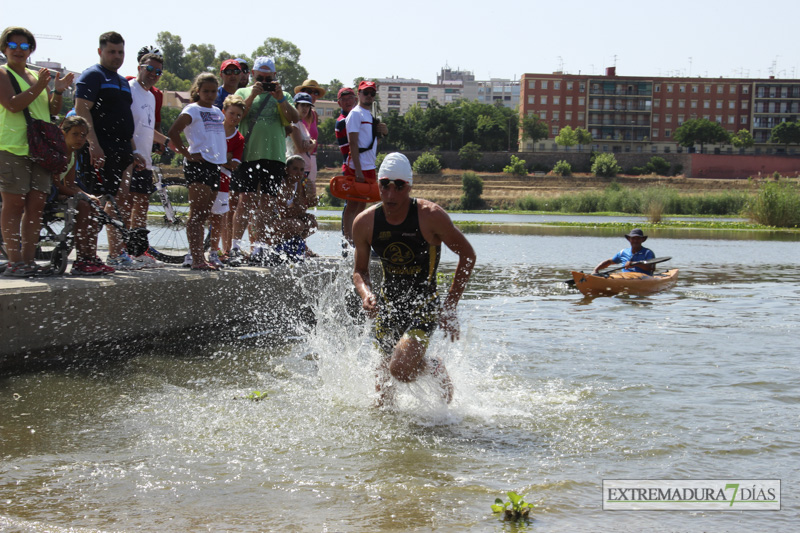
[130,168,153,195]
[184,160,220,190]
[86,148,133,196]
[232,159,285,196]
[374,293,439,356]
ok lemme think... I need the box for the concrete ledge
[0,258,343,372]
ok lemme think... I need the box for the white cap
[378,152,413,186]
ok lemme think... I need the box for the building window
[665,129,671,138]
[704,86,711,94]
[540,111,547,119]
[740,115,748,124]
[579,82,585,92]
[678,114,686,125]
[666,114,672,122]
[679,99,685,108]
[566,96,573,105]
[690,113,697,119]
[554,81,561,90]
[717,85,724,94]
[540,96,547,105]
[529,81,535,89]
[542,80,548,89]
[652,128,659,137]
[691,100,698,108]
[578,112,585,121]
[654,114,660,123]
[553,111,560,120]
[692,85,699,93]
[728,116,735,124]
[565,111,572,121]
[567,82,573,90]
[667,85,673,93]
[654,100,660,108]
[729,85,736,94]
[679,84,686,93]
[552,125,559,135]
[715,115,722,123]
[666,100,673,108]
[704,100,710,109]
[578,97,585,106]
[742,85,750,94]
[528,96,534,104]
[716,101,723,109]
[742,101,749,110]
[703,114,710,120]
[655,85,661,92]
[553,96,560,105]
[728,101,735,109]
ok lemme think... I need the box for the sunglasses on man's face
[379,179,407,191]
[7,42,31,51]
[361,90,376,96]
[256,76,273,83]
[223,69,241,75]
[141,64,163,76]
[308,89,321,96]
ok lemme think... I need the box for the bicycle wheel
[147,181,190,263]
[49,241,71,275]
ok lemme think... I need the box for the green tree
[318,117,337,146]
[575,127,593,146]
[460,172,484,209]
[731,129,755,149]
[476,114,506,151]
[412,151,442,174]
[458,142,483,169]
[325,79,344,98]
[592,153,622,177]
[673,118,731,152]
[521,114,548,150]
[554,125,578,148]
[158,71,191,91]
[156,31,189,80]
[184,43,217,76]
[769,120,800,147]
[503,155,528,175]
[252,38,308,91]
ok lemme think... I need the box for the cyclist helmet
[137,45,162,63]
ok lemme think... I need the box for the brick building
[519,67,800,154]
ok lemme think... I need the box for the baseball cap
[253,56,275,73]
[337,87,355,99]
[220,59,242,72]
[358,80,377,92]
[294,92,314,106]
[235,58,249,73]
[378,153,413,186]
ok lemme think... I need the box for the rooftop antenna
[688,57,692,77]
[557,56,564,73]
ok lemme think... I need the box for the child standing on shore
[167,73,227,271]
[208,94,245,268]
[53,116,114,275]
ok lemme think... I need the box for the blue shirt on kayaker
[593,228,656,275]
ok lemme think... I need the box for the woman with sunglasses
[0,26,73,277]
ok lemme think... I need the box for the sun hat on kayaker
[624,228,647,241]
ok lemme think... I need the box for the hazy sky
[7,0,800,87]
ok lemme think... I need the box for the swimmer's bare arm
[422,202,476,341]
[352,208,377,318]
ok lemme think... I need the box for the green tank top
[371,198,441,305]
[0,67,51,157]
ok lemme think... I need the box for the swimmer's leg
[389,333,453,404]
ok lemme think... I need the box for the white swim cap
[378,152,413,186]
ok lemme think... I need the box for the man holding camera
[342,80,387,245]
[230,56,299,261]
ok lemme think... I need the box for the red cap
[220,59,242,72]
[337,87,355,99]
[358,80,377,91]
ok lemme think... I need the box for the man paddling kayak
[592,228,656,275]
[352,153,476,406]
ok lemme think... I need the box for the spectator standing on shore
[168,73,227,271]
[214,59,242,110]
[74,31,139,270]
[235,59,249,89]
[342,80,388,245]
[126,52,168,267]
[0,26,73,277]
[287,92,317,203]
[334,87,356,170]
[230,56,299,263]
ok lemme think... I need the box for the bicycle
[144,167,192,264]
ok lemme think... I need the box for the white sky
[6,0,800,87]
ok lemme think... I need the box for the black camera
[259,81,277,92]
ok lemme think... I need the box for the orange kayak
[571,269,679,297]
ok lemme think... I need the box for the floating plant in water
[239,391,268,401]
[491,491,536,520]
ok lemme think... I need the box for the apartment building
[377,77,464,115]
[520,67,800,153]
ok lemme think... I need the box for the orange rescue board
[329,175,380,202]
[571,269,679,297]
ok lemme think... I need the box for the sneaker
[182,253,192,268]
[134,254,164,268]
[208,250,225,269]
[227,247,244,267]
[248,247,265,266]
[107,252,144,271]
[2,261,35,278]
[71,260,105,276]
[93,257,116,274]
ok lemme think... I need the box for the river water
[2,225,799,532]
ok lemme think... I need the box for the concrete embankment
[0,259,346,373]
